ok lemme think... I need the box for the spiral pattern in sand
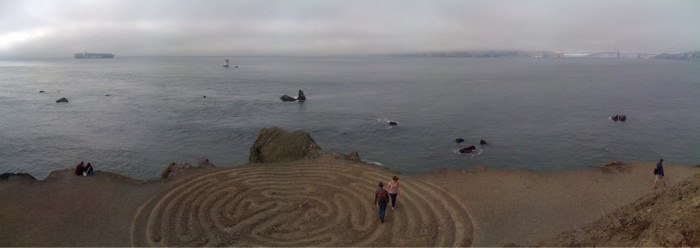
[131,162,475,246]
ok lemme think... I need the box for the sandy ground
[1,157,698,246]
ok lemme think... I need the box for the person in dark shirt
[84,163,94,176]
[373,182,390,223]
[653,158,667,189]
[74,161,85,176]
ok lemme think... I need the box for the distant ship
[223,59,230,68]
[74,52,114,59]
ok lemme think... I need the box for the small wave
[372,117,399,129]
[362,159,384,167]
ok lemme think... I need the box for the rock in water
[0,172,37,181]
[280,95,296,102]
[39,90,45,93]
[56,97,69,103]
[297,90,306,101]
[388,121,399,126]
[459,146,477,154]
[280,90,306,102]
[455,138,465,143]
[480,139,489,145]
[249,126,322,163]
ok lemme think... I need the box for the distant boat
[75,52,114,59]
[223,59,230,68]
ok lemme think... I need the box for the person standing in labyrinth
[387,176,400,209]
[374,182,391,223]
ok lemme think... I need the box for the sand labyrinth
[131,163,476,246]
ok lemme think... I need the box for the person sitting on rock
[84,163,94,176]
[74,161,85,176]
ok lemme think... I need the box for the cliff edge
[541,172,700,247]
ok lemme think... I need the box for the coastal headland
[1,127,698,246]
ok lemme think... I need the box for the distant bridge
[554,50,659,59]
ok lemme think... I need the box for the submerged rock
[459,146,477,154]
[0,172,37,181]
[600,160,623,168]
[611,115,627,122]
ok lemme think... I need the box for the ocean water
[1,56,699,180]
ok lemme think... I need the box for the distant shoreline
[0,50,697,60]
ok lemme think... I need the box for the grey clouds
[1,0,699,58]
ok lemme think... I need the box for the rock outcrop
[161,159,216,179]
[460,146,477,154]
[611,115,627,122]
[296,90,306,101]
[249,126,322,163]
[280,90,306,102]
[344,151,361,162]
[280,95,296,102]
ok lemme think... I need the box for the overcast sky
[1,0,699,58]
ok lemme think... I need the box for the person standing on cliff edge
[374,182,390,223]
[653,158,667,189]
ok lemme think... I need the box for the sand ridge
[130,161,475,246]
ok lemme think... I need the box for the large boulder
[249,126,322,163]
[296,90,306,101]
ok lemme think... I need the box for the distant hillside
[400,50,560,58]
[541,172,700,247]
[653,51,700,61]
